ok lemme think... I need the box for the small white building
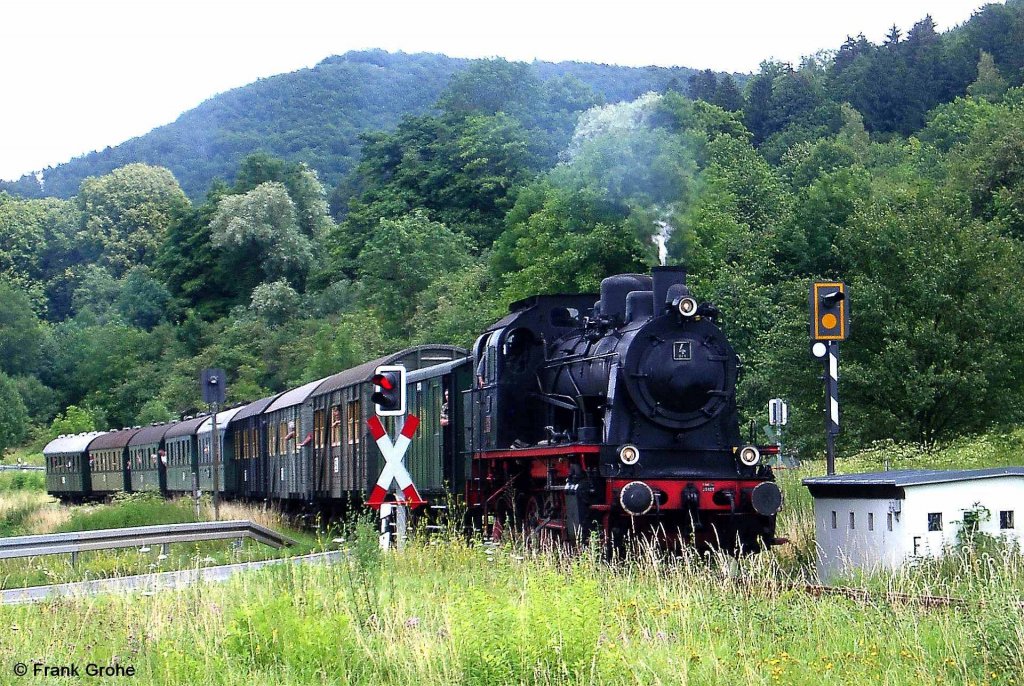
[803,467,1024,581]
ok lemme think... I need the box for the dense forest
[0,52,712,200]
[2,0,1024,459]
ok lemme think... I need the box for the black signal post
[809,282,849,475]
[201,368,226,520]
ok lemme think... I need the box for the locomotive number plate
[672,341,692,361]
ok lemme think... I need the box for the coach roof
[88,428,140,451]
[265,377,330,413]
[313,345,467,397]
[197,407,244,435]
[164,415,210,440]
[43,432,106,455]
[233,394,282,422]
[128,423,174,447]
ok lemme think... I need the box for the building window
[1000,511,1015,529]
[928,513,943,532]
[849,512,856,530]
[831,511,837,529]
[868,513,874,531]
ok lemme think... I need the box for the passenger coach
[43,432,105,500]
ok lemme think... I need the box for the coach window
[314,410,324,450]
[347,400,361,446]
[331,406,341,447]
[928,513,943,531]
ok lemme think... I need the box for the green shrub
[0,470,44,493]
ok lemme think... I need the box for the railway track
[756,581,1024,610]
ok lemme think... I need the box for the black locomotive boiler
[464,266,783,551]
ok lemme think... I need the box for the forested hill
[4,1,1024,460]
[1,50,707,200]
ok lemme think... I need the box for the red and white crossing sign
[366,414,425,509]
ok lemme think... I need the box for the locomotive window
[503,328,535,374]
[550,307,580,327]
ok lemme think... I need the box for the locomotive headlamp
[676,296,698,318]
[619,444,640,465]
[738,445,761,467]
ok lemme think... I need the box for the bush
[0,470,44,493]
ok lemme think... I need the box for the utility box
[803,467,1024,582]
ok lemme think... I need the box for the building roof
[803,467,1024,499]
[43,432,107,455]
[197,407,244,436]
[265,377,330,413]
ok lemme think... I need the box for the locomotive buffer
[809,283,849,476]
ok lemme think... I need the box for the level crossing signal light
[371,365,407,416]
[809,282,849,341]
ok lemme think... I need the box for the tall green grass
[54,491,198,532]
[2,524,1021,685]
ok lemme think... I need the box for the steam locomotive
[465,266,782,551]
[45,266,782,552]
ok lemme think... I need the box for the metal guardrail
[0,520,296,562]
[0,464,44,471]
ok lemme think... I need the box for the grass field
[0,432,1021,684]
[0,483,318,590]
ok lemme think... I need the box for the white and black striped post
[810,281,849,476]
[824,341,840,475]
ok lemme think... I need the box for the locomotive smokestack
[652,266,687,310]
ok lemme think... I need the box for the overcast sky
[0,0,997,181]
